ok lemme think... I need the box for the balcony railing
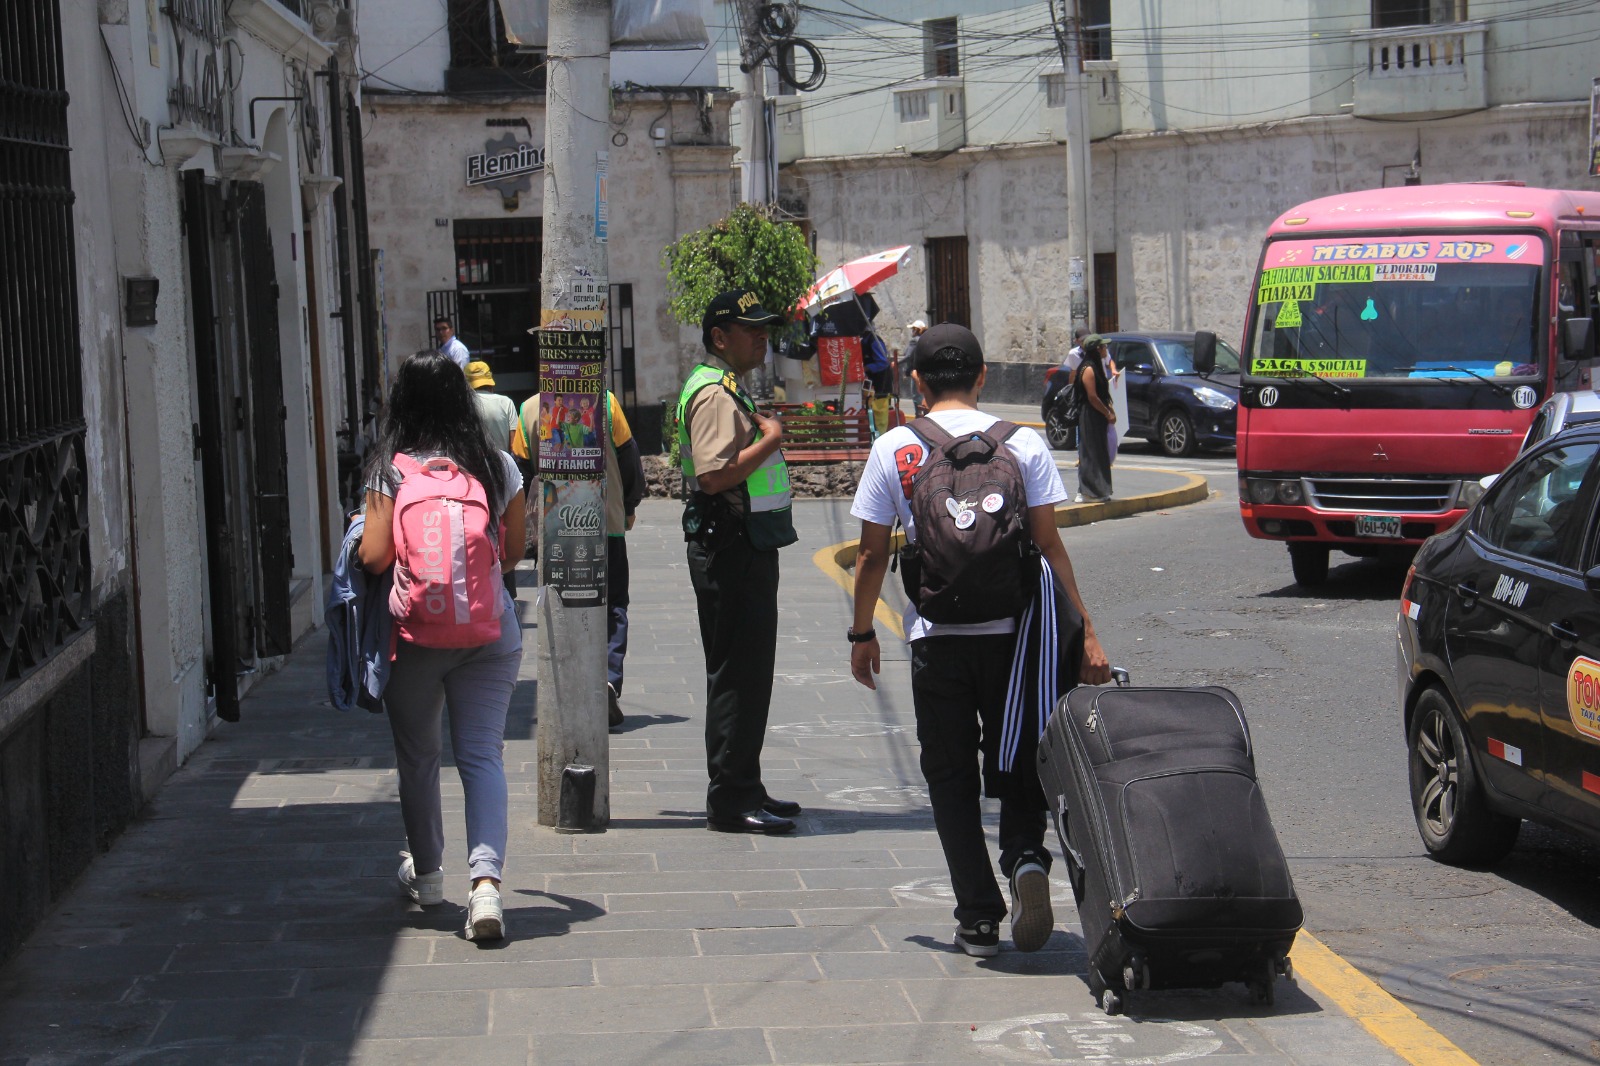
[1351,21,1487,118]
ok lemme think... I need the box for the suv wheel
[1408,687,1519,865]
[1158,409,1195,457]
[1045,409,1077,450]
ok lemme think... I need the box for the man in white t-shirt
[434,316,470,370]
[847,322,1110,959]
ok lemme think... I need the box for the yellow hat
[464,360,495,388]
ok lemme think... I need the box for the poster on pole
[541,479,605,607]
[535,304,607,608]
[535,319,605,478]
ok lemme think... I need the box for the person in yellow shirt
[513,391,645,731]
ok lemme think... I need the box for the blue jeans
[385,597,522,882]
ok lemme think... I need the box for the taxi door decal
[1567,656,1600,743]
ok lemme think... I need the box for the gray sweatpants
[385,597,522,883]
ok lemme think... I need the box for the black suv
[1397,422,1600,864]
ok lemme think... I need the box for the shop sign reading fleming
[466,139,547,187]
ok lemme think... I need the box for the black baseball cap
[702,290,781,349]
[915,322,985,372]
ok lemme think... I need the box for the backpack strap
[991,420,1023,443]
[906,415,954,452]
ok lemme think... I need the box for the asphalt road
[1047,453,1600,1066]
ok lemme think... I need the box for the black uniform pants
[687,531,780,819]
[910,634,1051,929]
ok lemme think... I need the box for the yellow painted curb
[810,482,1479,1066]
[813,473,1210,643]
[1292,932,1479,1066]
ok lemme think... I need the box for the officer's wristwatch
[846,628,877,644]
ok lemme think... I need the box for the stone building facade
[736,0,1600,400]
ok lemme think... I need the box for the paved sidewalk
[0,478,1417,1065]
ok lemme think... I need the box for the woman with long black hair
[358,350,526,940]
[1074,335,1115,503]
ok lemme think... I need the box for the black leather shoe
[707,808,796,835]
[762,796,802,818]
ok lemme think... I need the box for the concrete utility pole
[739,0,770,203]
[1061,0,1094,331]
[535,0,611,830]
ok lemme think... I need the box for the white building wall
[67,0,352,765]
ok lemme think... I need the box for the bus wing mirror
[1193,331,1217,375]
[1561,317,1593,361]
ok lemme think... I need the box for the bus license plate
[1356,515,1402,538]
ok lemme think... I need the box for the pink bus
[1227,184,1600,586]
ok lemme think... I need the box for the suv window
[1474,441,1599,567]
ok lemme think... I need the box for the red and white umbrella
[798,245,913,314]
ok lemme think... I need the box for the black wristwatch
[847,628,877,644]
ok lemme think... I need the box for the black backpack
[899,418,1038,624]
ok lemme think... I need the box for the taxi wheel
[1407,687,1520,866]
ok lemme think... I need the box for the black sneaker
[954,919,1001,957]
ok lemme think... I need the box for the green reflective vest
[676,363,797,550]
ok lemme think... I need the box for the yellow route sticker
[1274,301,1303,328]
[1251,357,1366,378]
[1568,656,1600,742]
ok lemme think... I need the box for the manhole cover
[771,720,909,738]
[972,1012,1223,1062]
[1384,954,1600,1017]
[826,784,929,808]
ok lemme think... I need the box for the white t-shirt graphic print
[850,410,1067,642]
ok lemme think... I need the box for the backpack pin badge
[947,497,977,530]
[981,493,1004,514]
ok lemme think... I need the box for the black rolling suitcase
[1037,670,1302,1014]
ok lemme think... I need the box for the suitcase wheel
[1122,957,1150,992]
[1100,987,1125,1016]
[1277,955,1295,984]
[1247,957,1277,1007]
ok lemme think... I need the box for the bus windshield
[1246,234,1545,383]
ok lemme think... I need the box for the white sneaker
[465,882,505,941]
[398,852,444,906]
[1073,493,1084,504]
[1009,861,1054,953]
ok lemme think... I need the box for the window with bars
[895,90,930,122]
[1373,0,1465,27]
[923,18,958,79]
[447,0,547,92]
[1041,73,1066,108]
[1,0,90,695]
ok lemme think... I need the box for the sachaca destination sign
[466,140,546,186]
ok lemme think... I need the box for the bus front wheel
[1288,543,1329,587]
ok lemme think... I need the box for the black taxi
[1397,422,1600,865]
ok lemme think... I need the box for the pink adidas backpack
[387,453,504,647]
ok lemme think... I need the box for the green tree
[660,202,818,331]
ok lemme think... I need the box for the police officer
[678,290,802,834]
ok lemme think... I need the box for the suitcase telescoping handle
[1110,666,1130,687]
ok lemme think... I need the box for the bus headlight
[1244,478,1306,506]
